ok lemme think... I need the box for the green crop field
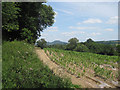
[44,48,119,82]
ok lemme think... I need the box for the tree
[2,2,20,41]
[68,38,79,44]
[74,43,89,52]
[66,38,79,50]
[116,45,120,56]
[2,2,55,43]
[37,38,47,49]
[116,45,120,53]
[18,2,55,43]
[86,38,94,43]
[102,44,115,55]
[85,38,115,55]
[84,38,95,50]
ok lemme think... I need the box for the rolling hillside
[47,40,119,45]
[47,40,67,45]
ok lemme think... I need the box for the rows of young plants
[2,41,80,88]
[44,48,119,81]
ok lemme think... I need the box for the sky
[39,2,118,42]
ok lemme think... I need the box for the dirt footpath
[35,48,116,88]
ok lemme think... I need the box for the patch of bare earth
[35,48,119,88]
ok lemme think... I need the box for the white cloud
[69,26,97,30]
[83,18,102,24]
[106,16,118,24]
[62,31,85,36]
[91,32,101,36]
[68,2,118,18]
[69,26,86,29]
[55,8,73,15]
[86,32,101,36]
[104,28,114,31]
[47,29,58,32]
[77,22,81,25]
[62,10,73,15]
[47,27,58,32]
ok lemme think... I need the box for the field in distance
[44,48,119,88]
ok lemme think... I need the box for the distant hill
[46,40,120,46]
[47,40,67,45]
[96,40,120,45]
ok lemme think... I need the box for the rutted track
[35,48,118,88]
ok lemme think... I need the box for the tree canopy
[74,43,89,52]
[66,38,79,50]
[37,38,47,49]
[2,2,55,43]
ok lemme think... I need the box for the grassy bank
[0,44,2,89]
[2,41,76,88]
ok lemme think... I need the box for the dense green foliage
[2,2,20,31]
[74,43,89,52]
[96,40,120,45]
[116,45,120,54]
[2,41,75,88]
[2,2,20,41]
[66,38,79,50]
[84,39,117,55]
[44,48,118,81]
[0,45,1,89]
[36,38,47,49]
[48,44,66,50]
[47,38,118,56]
[2,2,55,43]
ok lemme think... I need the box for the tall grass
[2,41,74,88]
[0,44,2,89]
